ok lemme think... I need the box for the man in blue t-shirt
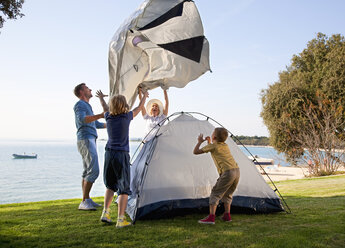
[73,83,106,211]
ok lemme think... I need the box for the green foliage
[0,0,25,29]
[1,176,345,247]
[234,135,270,146]
[261,33,345,163]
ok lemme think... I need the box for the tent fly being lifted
[109,0,211,107]
[127,112,288,223]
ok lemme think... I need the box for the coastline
[257,165,308,181]
[242,145,273,148]
[257,164,345,181]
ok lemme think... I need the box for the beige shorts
[209,168,240,205]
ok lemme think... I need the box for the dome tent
[127,112,286,223]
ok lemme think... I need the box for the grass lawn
[1,175,345,248]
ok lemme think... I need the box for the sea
[0,139,290,205]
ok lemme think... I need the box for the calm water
[0,140,288,205]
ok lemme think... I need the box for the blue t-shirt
[74,100,105,140]
[105,111,133,152]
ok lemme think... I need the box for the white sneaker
[78,200,96,211]
[87,198,102,208]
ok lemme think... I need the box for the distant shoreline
[241,144,273,148]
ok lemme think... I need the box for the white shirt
[143,114,166,141]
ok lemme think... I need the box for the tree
[260,33,345,175]
[0,0,25,29]
[294,93,345,176]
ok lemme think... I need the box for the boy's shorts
[209,168,240,205]
[103,149,131,195]
[77,139,99,183]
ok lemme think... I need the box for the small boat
[12,153,38,159]
[248,155,274,165]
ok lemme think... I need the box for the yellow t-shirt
[201,142,238,174]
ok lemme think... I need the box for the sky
[1,0,345,141]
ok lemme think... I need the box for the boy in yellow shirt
[193,127,240,224]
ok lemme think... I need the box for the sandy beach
[257,165,310,182]
[258,164,345,182]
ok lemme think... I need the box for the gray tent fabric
[127,113,284,222]
[108,0,210,108]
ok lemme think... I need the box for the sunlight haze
[1,0,344,140]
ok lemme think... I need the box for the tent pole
[131,124,164,223]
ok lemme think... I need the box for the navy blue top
[74,100,105,140]
[105,111,133,152]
